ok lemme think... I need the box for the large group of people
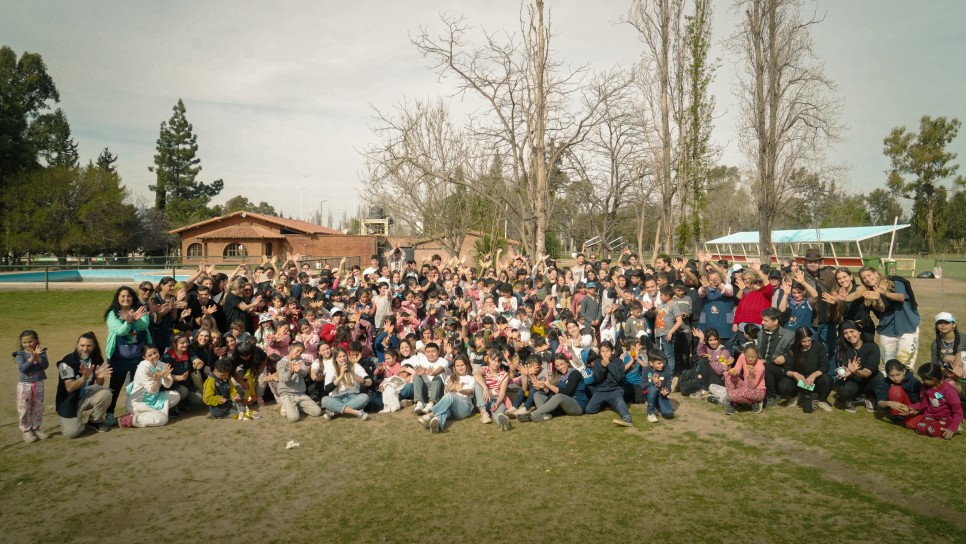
[13,246,964,442]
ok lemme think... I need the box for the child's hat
[935,312,956,323]
[258,313,273,325]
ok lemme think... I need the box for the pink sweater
[909,381,963,433]
[732,354,766,390]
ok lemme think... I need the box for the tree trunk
[532,0,548,257]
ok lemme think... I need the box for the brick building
[171,211,379,262]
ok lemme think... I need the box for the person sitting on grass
[319,347,371,421]
[584,340,634,427]
[119,345,180,428]
[419,354,476,433]
[833,321,883,414]
[474,347,512,431]
[204,358,240,419]
[875,359,922,427]
[690,328,730,399]
[724,343,766,415]
[276,342,323,423]
[904,363,962,440]
[641,349,673,423]
[162,332,205,413]
[779,327,834,413]
[517,352,588,424]
[930,312,965,401]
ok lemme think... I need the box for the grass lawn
[1,285,965,543]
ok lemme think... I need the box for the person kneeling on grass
[277,342,323,423]
[56,332,114,437]
[204,358,241,419]
[725,343,766,415]
[779,327,834,413]
[119,345,180,428]
[875,359,922,426]
[584,341,634,427]
[419,355,476,433]
[833,321,883,414]
[641,349,673,423]
[518,353,588,424]
[904,363,962,440]
[319,347,371,421]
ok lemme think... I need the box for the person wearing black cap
[799,248,838,370]
[833,321,883,413]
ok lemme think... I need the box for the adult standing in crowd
[859,266,920,370]
[798,248,839,370]
[103,286,152,427]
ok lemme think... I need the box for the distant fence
[0,256,362,290]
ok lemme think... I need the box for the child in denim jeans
[641,349,673,423]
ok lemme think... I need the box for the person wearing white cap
[930,312,965,399]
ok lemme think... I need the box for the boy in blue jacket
[642,349,674,423]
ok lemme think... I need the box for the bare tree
[410,0,619,256]
[562,70,644,255]
[729,0,842,257]
[626,0,684,254]
[363,98,475,257]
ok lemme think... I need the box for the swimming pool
[0,269,191,283]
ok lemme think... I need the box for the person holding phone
[779,327,833,413]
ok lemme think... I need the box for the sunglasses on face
[140,287,153,292]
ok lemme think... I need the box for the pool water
[0,269,190,283]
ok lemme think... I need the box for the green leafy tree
[947,191,966,243]
[865,188,904,225]
[29,107,78,168]
[149,99,223,214]
[884,115,965,253]
[221,195,278,216]
[0,46,59,185]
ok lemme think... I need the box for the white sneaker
[481,411,492,424]
[23,431,38,443]
[32,429,49,440]
[496,413,512,431]
[418,414,432,428]
[378,407,391,414]
[414,401,426,415]
[647,414,659,423]
[424,402,435,414]
[429,416,441,434]
[864,398,876,412]
[815,401,833,412]
[357,411,369,421]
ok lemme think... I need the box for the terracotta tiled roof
[171,211,343,235]
[199,225,286,240]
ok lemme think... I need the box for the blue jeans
[584,388,631,419]
[815,323,837,375]
[429,393,474,430]
[473,383,507,414]
[658,336,676,375]
[413,376,445,404]
[398,382,413,400]
[320,393,368,414]
[642,382,674,417]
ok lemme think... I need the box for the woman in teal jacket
[103,285,152,426]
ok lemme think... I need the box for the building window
[265,242,273,257]
[223,243,247,257]
[187,243,203,258]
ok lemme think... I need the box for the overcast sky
[3,0,964,224]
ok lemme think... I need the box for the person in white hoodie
[119,345,181,428]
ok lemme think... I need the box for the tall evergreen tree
[149,99,223,212]
[29,107,79,168]
[95,147,118,173]
[0,46,59,185]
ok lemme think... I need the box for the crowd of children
[12,247,964,442]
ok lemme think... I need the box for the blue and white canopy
[705,225,910,246]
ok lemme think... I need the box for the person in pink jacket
[906,363,962,440]
[725,343,766,415]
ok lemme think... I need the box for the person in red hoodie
[319,307,343,346]
[732,261,773,330]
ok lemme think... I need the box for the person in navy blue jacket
[584,341,633,427]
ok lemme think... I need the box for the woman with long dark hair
[103,286,151,426]
[779,327,833,413]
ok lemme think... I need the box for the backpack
[678,356,704,396]
[888,275,918,311]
